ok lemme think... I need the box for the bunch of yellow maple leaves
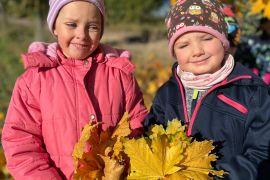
[73,114,226,180]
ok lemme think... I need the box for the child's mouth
[191,57,209,64]
[72,43,90,49]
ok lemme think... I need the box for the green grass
[0,22,38,114]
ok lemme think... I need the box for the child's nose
[192,44,204,56]
[75,27,89,40]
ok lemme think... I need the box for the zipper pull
[192,89,199,100]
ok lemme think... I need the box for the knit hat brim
[169,26,230,57]
[47,0,105,37]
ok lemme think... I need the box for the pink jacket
[2,44,148,179]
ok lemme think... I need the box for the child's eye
[65,23,77,28]
[177,44,188,49]
[203,36,213,41]
[88,24,99,32]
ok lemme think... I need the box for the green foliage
[0,24,33,114]
[221,0,263,36]
[2,0,48,18]
[2,0,162,23]
[105,0,163,24]
[236,0,263,36]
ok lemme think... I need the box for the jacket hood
[21,52,58,70]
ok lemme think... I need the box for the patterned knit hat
[47,0,105,36]
[166,0,229,57]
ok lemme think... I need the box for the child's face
[174,32,225,75]
[53,1,102,60]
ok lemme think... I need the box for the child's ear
[53,29,58,37]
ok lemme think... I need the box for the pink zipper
[174,71,189,125]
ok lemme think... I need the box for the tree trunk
[34,15,43,40]
[0,2,8,29]
[33,0,44,40]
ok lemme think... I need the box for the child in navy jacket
[144,0,270,179]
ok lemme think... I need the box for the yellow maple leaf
[148,124,166,138]
[112,137,124,158]
[153,136,185,175]
[124,120,225,180]
[167,170,213,180]
[73,124,104,179]
[124,136,185,179]
[73,123,99,171]
[177,140,225,178]
[149,119,191,145]
[73,158,102,180]
[111,112,131,158]
[165,119,185,135]
[112,112,131,138]
[181,140,216,168]
[73,113,131,179]
[165,119,192,145]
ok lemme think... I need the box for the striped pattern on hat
[47,0,105,35]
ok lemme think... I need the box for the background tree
[105,0,163,24]
[3,0,48,39]
[0,0,9,28]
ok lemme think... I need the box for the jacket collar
[21,43,135,74]
[171,62,265,86]
[56,47,106,66]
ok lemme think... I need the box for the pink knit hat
[47,0,105,35]
[166,0,229,57]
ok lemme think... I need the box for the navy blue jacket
[144,62,270,180]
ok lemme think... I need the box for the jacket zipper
[190,89,199,119]
[70,61,80,140]
[174,70,252,136]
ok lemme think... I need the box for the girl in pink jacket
[1,0,148,179]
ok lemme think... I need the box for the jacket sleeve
[1,76,62,180]
[216,86,270,180]
[124,74,148,132]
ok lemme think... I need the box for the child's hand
[101,147,125,180]
[28,42,58,59]
[102,156,124,180]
